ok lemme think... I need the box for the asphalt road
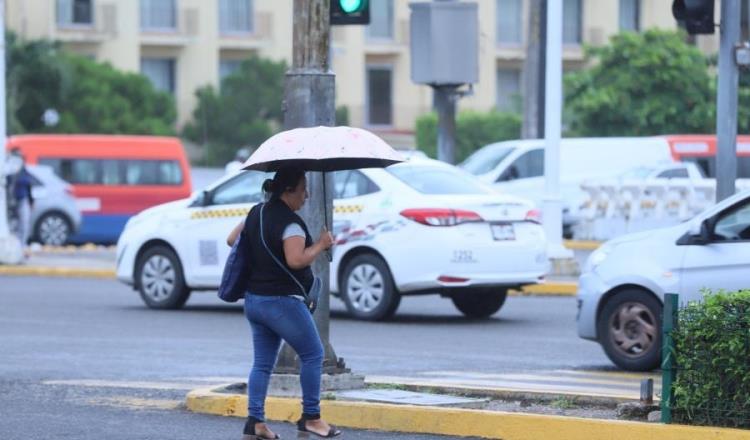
[0,275,612,439]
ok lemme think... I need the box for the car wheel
[136,245,191,310]
[341,254,400,321]
[35,212,72,246]
[597,289,662,371]
[451,288,508,318]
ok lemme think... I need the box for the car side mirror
[678,219,712,246]
[191,190,211,207]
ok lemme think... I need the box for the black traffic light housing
[672,0,715,34]
[330,0,370,25]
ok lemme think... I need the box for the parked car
[8,165,82,245]
[7,135,193,243]
[116,159,549,320]
[577,188,750,371]
[459,137,676,236]
[615,162,704,181]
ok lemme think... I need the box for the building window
[141,58,176,94]
[563,0,582,45]
[57,0,93,26]
[366,66,392,126]
[619,0,639,32]
[140,0,177,30]
[219,0,253,34]
[367,0,394,40]
[496,69,521,112]
[219,59,242,82]
[496,0,522,45]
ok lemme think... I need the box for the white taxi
[116,159,549,320]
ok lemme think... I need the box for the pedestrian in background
[226,166,340,439]
[10,151,34,254]
[225,147,252,175]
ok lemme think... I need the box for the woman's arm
[226,220,245,247]
[283,227,334,269]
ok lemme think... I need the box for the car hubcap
[40,216,69,246]
[141,255,176,302]
[609,302,657,358]
[346,264,384,313]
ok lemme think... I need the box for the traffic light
[672,0,715,34]
[330,0,370,25]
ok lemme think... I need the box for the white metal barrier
[574,179,750,240]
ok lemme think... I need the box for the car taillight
[400,208,483,226]
[525,209,541,224]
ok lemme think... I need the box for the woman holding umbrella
[229,126,402,439]
[228,166,339,439]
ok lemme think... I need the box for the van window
[38,157,184,185]
[499,149,544,182]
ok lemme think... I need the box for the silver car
[11,165,82,245]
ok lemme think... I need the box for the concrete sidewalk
[186,383,749,440]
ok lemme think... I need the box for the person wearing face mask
[226,166,339,439]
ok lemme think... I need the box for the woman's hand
[316,227,334,250]
[226,220,245,247]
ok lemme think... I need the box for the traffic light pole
[716,0,740,201]
[273,0,348,375]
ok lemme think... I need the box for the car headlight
[584,246,611,273]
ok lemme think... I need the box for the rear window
[388,166,493,195]
[38,158,183,185]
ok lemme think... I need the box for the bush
[671,290,750,428]
[415,110,521,163]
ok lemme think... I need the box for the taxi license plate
[491,223,515,241]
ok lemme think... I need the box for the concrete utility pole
[274,0,347,375]
[716,0,740,201]
[542,0,570,258]
[0,0,23,265]
[522,0,546,139]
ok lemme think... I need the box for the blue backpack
[217,225,251,303]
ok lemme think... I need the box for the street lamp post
[0,0,23,265]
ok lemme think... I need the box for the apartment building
[6,1,694,138]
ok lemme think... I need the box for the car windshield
[388,165,493,195]
[460,145,514,176]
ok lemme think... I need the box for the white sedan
[116,159,549,320]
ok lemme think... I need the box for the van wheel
[452,288,508,318]
[136,245,190,309]
[597,289,662,371]
[341,254,400,321]
[35,212,72,246]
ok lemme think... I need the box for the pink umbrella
[242,126,404,172]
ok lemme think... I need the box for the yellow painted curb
[511,282,578,296]
[186,386,750,440]
[0,266,116,279]
[564,240,602,251]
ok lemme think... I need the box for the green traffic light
[339,0,364,14]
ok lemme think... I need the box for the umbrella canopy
[242,126,404,172]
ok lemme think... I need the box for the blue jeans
[244,294,324,422]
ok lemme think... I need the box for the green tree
[55,55,176,135]
[5,32,176,135]
[183,56,286,165]
[415,110,521,163]
[564,29,715,136]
